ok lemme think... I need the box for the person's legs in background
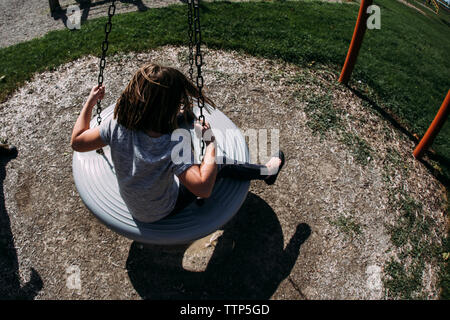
[49,0,63,17]
[0,144,17,157]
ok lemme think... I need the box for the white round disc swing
[72,0,250,245]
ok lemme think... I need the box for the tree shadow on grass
[0,150,43,299]
[126,192,311,299]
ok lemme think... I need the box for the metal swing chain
[192,0,206,156]
[187,0,195,81]
[96,0,116,126]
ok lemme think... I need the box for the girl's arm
[177,122,218,198]
[71,85,107,152]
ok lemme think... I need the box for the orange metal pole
[413,89,450,159]
[338,0,373,84]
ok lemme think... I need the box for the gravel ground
[0,46,446,299]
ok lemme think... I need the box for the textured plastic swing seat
[72,104,250,245]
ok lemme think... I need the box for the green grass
[298,88,374,166]
[340,132,373,166]
[384,191,432,299]
[352,1,450,169]
[302,93,342,138]
[409,0,450,25]
[327,214,363,240]
[382,172,445,299]
[384,257,426,299]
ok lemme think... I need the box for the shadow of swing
[126,192,311,299]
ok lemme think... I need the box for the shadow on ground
[126,192,311,299]
[348,85,450,188]
[0,150,42,299]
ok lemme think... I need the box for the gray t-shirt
[99,117,193,223]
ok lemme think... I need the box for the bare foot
[264,151,285,185]
[264,156,282,176]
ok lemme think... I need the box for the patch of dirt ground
[0,46,447,299]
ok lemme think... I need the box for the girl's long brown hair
[114,63,214,134]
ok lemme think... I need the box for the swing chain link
[187,0,195,81]
[96,0,116,126]
[192,0,206,156]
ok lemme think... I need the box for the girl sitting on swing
[70,63,285,223]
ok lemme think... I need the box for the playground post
[413,89,450,159]
[338,0,374,84]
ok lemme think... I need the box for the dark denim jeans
[168,156,267,216]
